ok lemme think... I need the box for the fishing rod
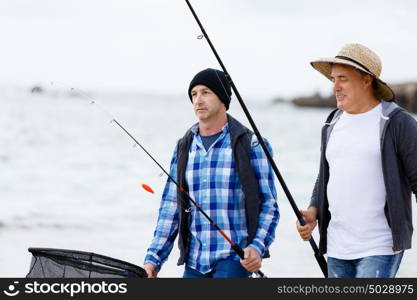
[185,0,328,277]
[58,83,267,278]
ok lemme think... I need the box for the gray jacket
[310,101,417,256]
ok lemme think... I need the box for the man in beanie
[296,44,417,277]
[143,68,279,278]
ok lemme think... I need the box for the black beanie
[188,68,232,110]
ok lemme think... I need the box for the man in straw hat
[296,43,417,277]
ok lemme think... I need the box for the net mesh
[26,248,147,278]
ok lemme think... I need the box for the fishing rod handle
[232,244,266,278]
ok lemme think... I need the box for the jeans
[183,259,251,278]
[328,251,404,278]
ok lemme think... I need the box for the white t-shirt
[326,103,394,259]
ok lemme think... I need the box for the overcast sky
[1,0,416,99]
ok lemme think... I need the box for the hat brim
[311,58,395,101]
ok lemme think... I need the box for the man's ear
[363,74,373,88]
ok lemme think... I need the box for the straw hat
[310,43,395,101]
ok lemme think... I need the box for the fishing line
[50,81,190,208]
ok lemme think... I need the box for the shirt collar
[190,122,230,137]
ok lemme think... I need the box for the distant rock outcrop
[31,85,44,94]
[392,82,417,113]
[292,92,336,108]
[291,81,417,113]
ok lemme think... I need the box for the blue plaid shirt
[144,122,279,274]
